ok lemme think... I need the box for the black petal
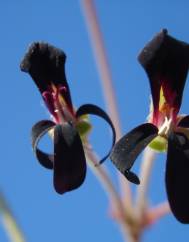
[31,120,56,169]
[124,170,140,185]
[177,115,189,128]
[76,104,116,164]
[110,123,158,184]
[20,42,73,108]
[166,132,189,223]
[138,29,189,123]
[53,123,86,194]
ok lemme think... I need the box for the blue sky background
[0,1,189,242]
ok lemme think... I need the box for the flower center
[148,86,176,152]
[158,117,173,138]
[148,117,173,153]
[42,85,76,124]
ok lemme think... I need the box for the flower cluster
[21,30,189,224]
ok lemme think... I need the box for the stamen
[158,117,173,138]
[42,91,57,118]
[53,86,76,125]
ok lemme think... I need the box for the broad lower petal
[53,123,86,194]
[166,132,189,223]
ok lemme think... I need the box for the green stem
[0,192,25,242]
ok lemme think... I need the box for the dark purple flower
[110,29,189,223]
[21,42,116,195]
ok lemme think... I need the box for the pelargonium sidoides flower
[110,29,189,223]
[20,42,115,194]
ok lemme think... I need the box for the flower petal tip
[20,42,67,92]
[110,123,158,182]
[20,42,66,72]
[125,170,140,185]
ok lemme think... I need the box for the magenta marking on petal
[152,81,179,126]
[162,81,177,107]
[59,86,67,92]
[162,82,179,121]
[58,85,74,115]
[42,91,59,121]
[152,110,159,126]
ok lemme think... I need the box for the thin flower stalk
[136,147,156,220]
[80,0,132,211]
[84,142,127,222]
[136,149,171,227]
[146,202,170,225]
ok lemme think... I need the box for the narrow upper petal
[166,132,189,223]
[110,123,158,184]
[138,29,189,124]
[53,123,86,194]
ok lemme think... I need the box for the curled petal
[166,132,189,223]
[53,123,86,194]
[110,123,158,184]
[31,120,56,169]
[138,29,189,124]
[177,115,189,128]
[76,104,116,164]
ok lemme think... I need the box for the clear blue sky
[0,1,189,241]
